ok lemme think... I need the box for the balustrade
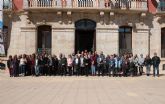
[21,0,148,11]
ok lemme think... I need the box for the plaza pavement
[0,70,165,104]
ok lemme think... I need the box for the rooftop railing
[26,0,148,11]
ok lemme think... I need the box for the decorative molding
[20,27,36,32]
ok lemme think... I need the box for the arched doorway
[37,25,52,55]
[75,19,96,53]
[119,26,132,55]
[161,28,165,57]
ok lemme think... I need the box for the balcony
[3,0,12,11]
[157,1,165,13]
[25,0,148,12]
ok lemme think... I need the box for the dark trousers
[52,66,58,76]
[108,66,113,76]
[74,65,80,76]
[85,65,89,76]
[39,66,44,75]
[80,67,85,75]
[61,65,66,76]
[13,68,18,77]
[31,66,35,76]
[68,66,72,76]
[105,64,109,75]
[43,66,48,75]
[134,66,138,76]
[113,68,120,76]
[48,66,52,76]
[139,66,143,75]
[9,68,13,77]
[21,65,26,76]
[98,64,104,76]
[122,67,127,77]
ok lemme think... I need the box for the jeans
[35,65,40,76]
[153,66,159,76]
[91,65,96,75]
[21,65,26,76]
[146,65,151,75]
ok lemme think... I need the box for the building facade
[2,0,165,68]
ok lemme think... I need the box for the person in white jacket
[138,54,144,75]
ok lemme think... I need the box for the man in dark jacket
[60,54,67,76]
[52,55,59,76]
[73,55,80,76]
[152,52,160,77]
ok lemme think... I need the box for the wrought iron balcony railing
[26,0,148,11]
[3,0,12,10]
[157,1,165,12]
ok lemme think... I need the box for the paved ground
[0,70,165,104]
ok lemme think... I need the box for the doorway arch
[75,19,96,53]
[37,25,52,55]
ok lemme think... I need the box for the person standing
[144,55,152,76]
[48,55,53,76]
[105,55,110,76]
[52,55,59,76]
[133,54,139,76]
[43,54,49,76]
[97,52,105,76]
[80,55,85,76]
[60,54,67,76]
[73,55,80,76]
[67,55,73,76]
[30,54,35,76]
[152,53,161,77]
[121,55,129,77]
[138,54,144,75]
[35,55,41,76]
[114,55,122,77]
[108,55,115,77]
[91,54,96,76]
[13,55,19,77]
[84,54,91,76]
[20,54,27,76]
[7,55,13,77]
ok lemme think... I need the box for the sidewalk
[0,71,165,104]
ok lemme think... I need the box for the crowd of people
[6,50,161,77]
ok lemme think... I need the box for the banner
[0,11,3,29]
[0,1,5,55]
[0,0,3,29]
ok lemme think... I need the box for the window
[161,28,165,57]
[119,26,132,55]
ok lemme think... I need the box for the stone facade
[2,7,165,70]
